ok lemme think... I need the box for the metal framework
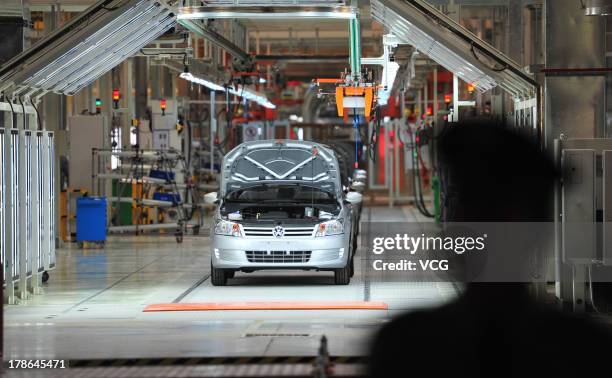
[0,0,176,98]
[1,104,55,304]
[370,0,537,99]
[189,0,346,5]
[177,5,356,19]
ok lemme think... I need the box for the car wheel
[211,263,227,286]
[334,262,351,285]
[349,256,355,278]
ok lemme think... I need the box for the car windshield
[226,185,336,203]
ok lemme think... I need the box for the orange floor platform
[143,301,388,312]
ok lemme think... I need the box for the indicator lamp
[444,94,452,104]
[160,99,167,116]
[112,89,120,109]
[95,98,102,114]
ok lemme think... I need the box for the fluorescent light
[191,0,350,5]
[227,85,277,109]
[261,101,277,109]
[371,0,497,92]
[177,6,357,20]
[179,72,226,92]
[181,70,278,109]
[370,0,535,98]
[4,0,176,96]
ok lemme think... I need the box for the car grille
[242,226,314,237]
[245,250,312,263]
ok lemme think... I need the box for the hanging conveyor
[0,0,178,99]
[371,0,537,97]
[370,0,540,131]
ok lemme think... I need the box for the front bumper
[211,233,349,270]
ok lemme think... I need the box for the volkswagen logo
[272,225,285,238]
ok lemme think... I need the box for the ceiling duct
[370,0,537,99]
[0,0,177,99]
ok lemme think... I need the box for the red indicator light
[112,89,120,109]
[160,99,167,116]
[444,94,452,103]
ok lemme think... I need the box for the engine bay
[221,203,339,222]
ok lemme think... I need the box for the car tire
[226,270,235,279]
[349,256,355,278]
[211,264,227,286]
[334,262,351,285]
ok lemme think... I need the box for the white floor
[4,206,459,360]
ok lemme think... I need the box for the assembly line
[1,0,612,377]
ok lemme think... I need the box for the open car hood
[220,140,342,198]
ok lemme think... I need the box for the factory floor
[4,206,459,360]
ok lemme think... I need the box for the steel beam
[177,19,249,61]
[177,6,356,20]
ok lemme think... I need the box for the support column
[545,0,605,305]
[210,90,216,173]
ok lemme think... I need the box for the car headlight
[315,220,344,237]
[215,219,242,237]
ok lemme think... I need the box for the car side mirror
[345,191,363,204]
[204,191,219,204]
[350,181,365,192]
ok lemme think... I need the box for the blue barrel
[76,197,107,242]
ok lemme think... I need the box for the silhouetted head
[438,120,557,222]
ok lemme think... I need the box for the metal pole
[424,78,429,119]
[349,16,361,81]
[433,68,438,122]
[452,74,459,122]
[210,90,216,174]
[387,121,393,208]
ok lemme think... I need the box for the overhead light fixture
[227,85,276,109]
[177,6,357,20]
[194,0,349,5]
[583,0,612,15]
[0,0,176,97]
[180,72,276,109]
[371,1,495,92]
[370,0,536,98]
[179,72,226,92]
